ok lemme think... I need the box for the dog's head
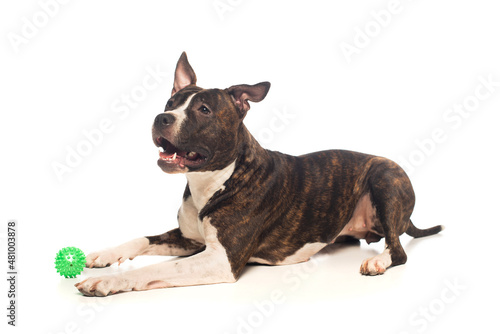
[152,52,270,174]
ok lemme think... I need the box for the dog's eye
[199,105,211,115]
[165,100,173,109]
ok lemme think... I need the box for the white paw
[85,250,125,268]
[360,247,392,276]
[75,275,131,297]
[360,258,387,275]
[86,238,149,268]
[75,271,165,297]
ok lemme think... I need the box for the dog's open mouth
[156,136,208,169]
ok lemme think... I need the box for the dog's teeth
[187,152,196,158]
[173,152,177,160]
[159,147,164,152]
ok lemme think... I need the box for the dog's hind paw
[360,258,387,275]
[360,247,392,276]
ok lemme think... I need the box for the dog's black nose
[154,113,176,128]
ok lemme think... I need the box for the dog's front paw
[86,238,150,268]
[85,250,124,268]
[75,275,130,297]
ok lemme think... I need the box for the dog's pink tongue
[159,151,174,159]
[159,151,186,168]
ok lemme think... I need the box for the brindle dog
[76,53,442,297]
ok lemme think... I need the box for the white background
[1,0,499,333]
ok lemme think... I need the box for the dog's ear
[226,82,271,118]
[172,52,197,96]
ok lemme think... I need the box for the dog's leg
[359,210,408,276]
[85,228,204,268]
[76,247,235,296]
[142,228,205,256]
[76,224,234,296]
[359,160,415,275]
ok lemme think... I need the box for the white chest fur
[185,160,236,211]
[178,160,236,243]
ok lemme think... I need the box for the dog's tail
[405,220,444,238]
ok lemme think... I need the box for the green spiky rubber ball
[55,247,86,278]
